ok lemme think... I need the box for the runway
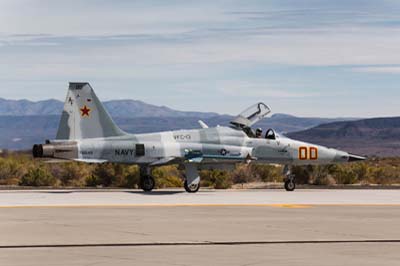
[0,189,399,265]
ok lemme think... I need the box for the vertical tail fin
[56,82,126,140]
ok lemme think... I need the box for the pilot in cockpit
[255,128,263,138]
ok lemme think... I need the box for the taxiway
[0,189,399,266]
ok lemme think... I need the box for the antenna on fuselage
[198,120,209,129]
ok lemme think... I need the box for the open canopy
[230,102,271,128]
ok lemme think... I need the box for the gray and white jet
[33,83,366,192]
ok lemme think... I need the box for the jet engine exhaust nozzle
[32,144,55,158]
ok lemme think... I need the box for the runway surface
[0,189,399,265]
[1,188,400,207]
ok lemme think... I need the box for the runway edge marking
[1,203,400,208]
[0,204,312,208]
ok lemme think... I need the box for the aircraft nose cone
[333,150,366,163]
[347,154,367,162]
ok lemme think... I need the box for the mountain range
[287,117,400,157]
[0,98,218,118]
[0,98,398,157]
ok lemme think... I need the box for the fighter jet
[32,82,366,192]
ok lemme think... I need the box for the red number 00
[299,147,318,160]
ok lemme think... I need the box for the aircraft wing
[43,158,109,164]
[149,157,181,166]
[42,158,73,164]
[74,157,182,166]
[73,158,108,163]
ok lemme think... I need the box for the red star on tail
[80,105,91,117]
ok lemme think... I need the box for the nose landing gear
[284,178,296,191]
[283,165,296,192]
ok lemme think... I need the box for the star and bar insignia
[80,105,91,117]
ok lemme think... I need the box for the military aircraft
[32,82,366,192]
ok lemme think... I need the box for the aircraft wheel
[140,175,155,192]
[184,180,200,193]
[284,180,296,192]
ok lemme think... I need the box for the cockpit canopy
[230,102,277,139]
[230,102,271,128]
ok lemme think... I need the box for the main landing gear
[184,180,200,193]
[183,163,200,193]
[283,165,296,192]
[139,164,201,193]
[139,166,155,192]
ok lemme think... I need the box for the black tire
[140,175,155,192]
[184,180,200,193]
[284,180,296,191]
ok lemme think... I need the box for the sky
[0,0,400,117]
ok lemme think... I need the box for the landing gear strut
[140,166,155,192]
[183,163,200,193]
[283,165,296,192]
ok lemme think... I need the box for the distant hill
[0,98,218,118]
[287,117,400,157]
[0,98,63,116]
[103,100,218,118]
[259,113,356,134]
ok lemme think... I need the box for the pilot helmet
[256,128,262,134]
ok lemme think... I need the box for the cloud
[217,82,319,98]
[2,0,400,68]
[352,66,400,74]
[3,24,400,68]
[0,0,230,36]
